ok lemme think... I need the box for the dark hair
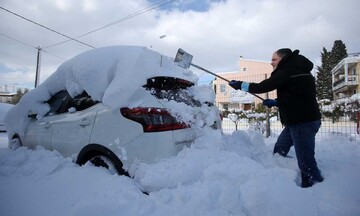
[276,48,292,58]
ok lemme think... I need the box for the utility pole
[35,46,41,88]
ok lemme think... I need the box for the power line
[1,0,176,58]
[43,0,176,49]
[80,0,176,38]
[0,31,66,60]
[0,6,95,49]
[0,32,35,49]
[0,1,175,50]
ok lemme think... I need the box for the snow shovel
[174,48,264,100]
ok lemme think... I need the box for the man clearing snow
[229,48,323,188]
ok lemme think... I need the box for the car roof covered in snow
[4,45,198,137]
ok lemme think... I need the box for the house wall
[0,85,28,103]
[212,58,275,111]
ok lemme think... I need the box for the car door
[23,116,52,150]
[50,95,98,157]
[22,90,69,150]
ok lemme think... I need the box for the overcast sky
[1,0,359,88]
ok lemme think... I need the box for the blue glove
[263,99,278,108]
[229,80,243,90]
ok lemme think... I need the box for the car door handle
[79,118,91,127]
[44,122,51,129]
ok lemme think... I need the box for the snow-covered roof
[0,92,16,96]
[332,55,360,73]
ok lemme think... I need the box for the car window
[46,90,72,115]
[144,76,201,107]
[69,91,98,111]
[46,91,98,115]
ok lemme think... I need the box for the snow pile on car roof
[5,46,198,137]
[60,46,198,105]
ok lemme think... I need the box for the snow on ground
[1,130,360,216]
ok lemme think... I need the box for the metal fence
[215,74,359,140]
[221,118,359,140]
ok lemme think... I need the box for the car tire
[77,144,129,177]
[9,137,22,150]
[89,154,119,175]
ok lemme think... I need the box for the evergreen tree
[11,88,29,104]
[316,40,348,101]
[316,48,333,100]
[329,40,348,69]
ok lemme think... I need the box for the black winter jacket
[248,50,321,125]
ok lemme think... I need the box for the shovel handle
[190,63,230,82]
[191,63,264,100]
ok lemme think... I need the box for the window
[46,90,71,115]
[243,104,252,110]
[145,76,201,107]
[223,103,228,110]
[220,84,226,93]
[46,90,97,115]
[71,92,97,111]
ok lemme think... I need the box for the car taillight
[120,107,189,132]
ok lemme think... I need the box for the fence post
[265,74,271,137]
[357,111,360,134]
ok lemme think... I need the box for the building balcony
[333,75,358,92]
[332,54,360,76]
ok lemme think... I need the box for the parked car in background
[6,46,222,176]
[0,102,14,132]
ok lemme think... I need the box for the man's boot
[301,172,324,188]
[301,173,313,188]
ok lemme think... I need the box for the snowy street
[1,130,360,216]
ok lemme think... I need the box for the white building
[332,53,360,100]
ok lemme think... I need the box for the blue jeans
[274,120,322,180]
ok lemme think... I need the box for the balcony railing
[333,75,358,91]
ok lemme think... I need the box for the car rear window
[144,76,201,107]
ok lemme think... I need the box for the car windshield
[144,76,201,107]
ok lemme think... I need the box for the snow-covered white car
[5,46,221,176]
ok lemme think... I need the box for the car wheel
[77,144,130,176]
[89,155,119,175]
[9,137,22,150]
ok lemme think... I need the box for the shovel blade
[174,48,193,69]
